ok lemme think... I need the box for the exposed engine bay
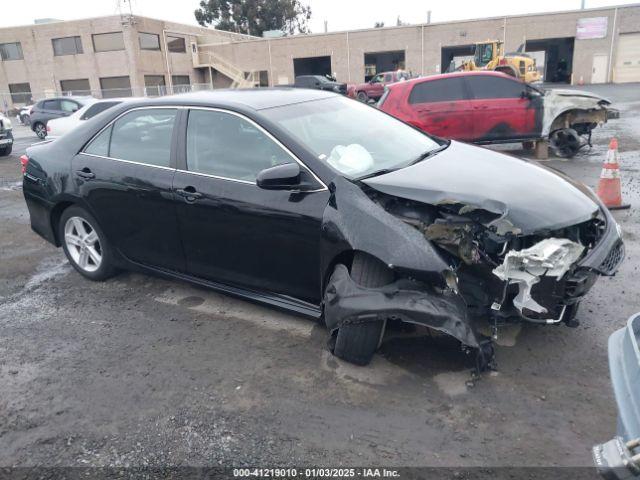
[378,192,606,328]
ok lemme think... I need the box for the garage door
[614,32,640,83]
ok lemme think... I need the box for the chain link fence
[1,83,217,115]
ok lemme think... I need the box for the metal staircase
[194,50,257,89]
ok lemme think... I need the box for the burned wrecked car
[378,71,617,158]
[22,89,624,368]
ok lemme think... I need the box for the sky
[1,0,638,32]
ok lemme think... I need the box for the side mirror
[256,162,301,190]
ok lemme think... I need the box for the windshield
[261,96,440,179]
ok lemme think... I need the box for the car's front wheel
[33,122,47,139]
[356,91,369,103]
[59,206,118,281]
[333,253,394,366]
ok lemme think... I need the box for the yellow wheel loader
[460,40,542,84]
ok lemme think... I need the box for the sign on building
[576,17,608,40]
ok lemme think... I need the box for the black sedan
[22,89,624,368]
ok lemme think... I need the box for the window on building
[0,42,24,61]
[8,83,31,104]
[99,76,132,98]
[60,78,91,95]
[52,36,83,56]
[167,35,186,53]
[109,109,178,166]
[144,75,166,96]
[408,77,467,104]
[171,75,190,93]
[92,32,125,52]
[186,109,291,182]
[139,32,160,50]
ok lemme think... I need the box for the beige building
[1,4,639,110]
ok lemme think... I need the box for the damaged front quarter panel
[542,88,614,137]
[320,177,494,365]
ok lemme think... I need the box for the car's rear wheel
[356,91,369,103]
[0,144,11,156]
[59,206,118,281]
[34,122,47,139]
[333,253,393,366]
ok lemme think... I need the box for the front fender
[319,177,451,288]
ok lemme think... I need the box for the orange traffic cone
[597,138,630,210]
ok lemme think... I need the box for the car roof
[387,70,522,89]
[120,88,338,111]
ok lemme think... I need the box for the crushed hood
[363,141,600,235]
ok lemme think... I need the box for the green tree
[195,0,312,36]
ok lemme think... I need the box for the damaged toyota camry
[22,89,625,369]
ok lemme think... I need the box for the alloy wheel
[35,123,47,139]
[64,216,103,272]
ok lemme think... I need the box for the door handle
[75,168,95,180]
[176,187,203,202]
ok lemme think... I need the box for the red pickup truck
[347,70,412,102]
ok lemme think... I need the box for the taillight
[20,155,28,174]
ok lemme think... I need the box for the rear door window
[408,77,467,104]
[466,76,526,99]
[42,100,60,111]
[84,108,177,167]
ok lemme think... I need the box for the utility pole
[581,0,586,9]
[324,20,328,33]
[427,10,431,24]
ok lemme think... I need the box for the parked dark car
[22,89,624,367]
[378,71,615,157]
[593,313,640,480]
[30,96,94,139]
[293,75,347,94]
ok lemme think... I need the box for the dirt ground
[0,84,639,473]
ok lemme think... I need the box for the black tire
[550,128,581,158]
[58,205,118,281]
[356,91,369,103]
[0,144,11,156]
[522,141,534,151]
[333,253,393,366]
[34,122,47,139]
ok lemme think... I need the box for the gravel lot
[0,84,639,472]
